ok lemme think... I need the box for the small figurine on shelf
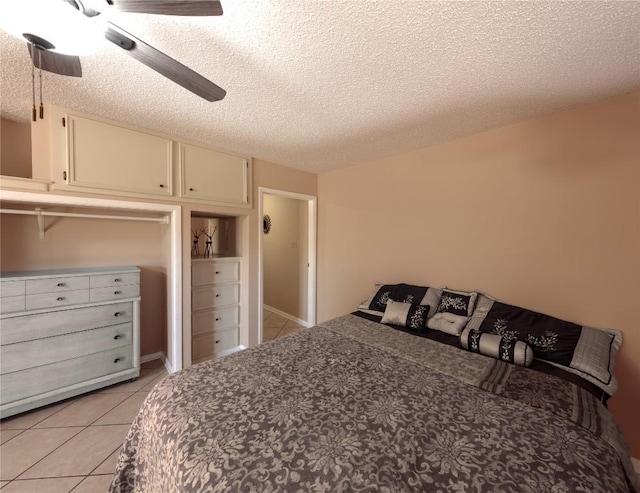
[191,228,204,257]
[203,225,218,258]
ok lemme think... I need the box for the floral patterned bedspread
[110,314,638,493]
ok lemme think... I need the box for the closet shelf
[0,207,169,239]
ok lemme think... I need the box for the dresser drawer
[1,346,133,404]
[1,301,134,345]
[1,323,132,374]
[90,284,140,302]
[192,306,239,335]
[26,289,90,310]
[192,261,240,286]
[1,280,25,298]
[26,276,89,295]
[0,295,25,314]
[192,327,238,361]
[90,272,140,288]
[192,284,239,311]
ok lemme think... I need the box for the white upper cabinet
[31,104,251,206]
[180,143,249,207]
[67,115,173,196]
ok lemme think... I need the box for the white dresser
[0,266,140,418]
[191,258,241,362]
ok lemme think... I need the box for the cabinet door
[67,115,172,196]
[180,143,249,206]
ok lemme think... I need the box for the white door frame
[258,187,317,343]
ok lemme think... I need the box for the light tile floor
[262,308,305,342]
[0,313,302,492]
[0,360,167,492]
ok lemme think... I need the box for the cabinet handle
[215,340,221,344]
[114,358,122,363]
[114,311,123,317]
[56,297,65,301]
[215,317,221,321]
[57,282,66,287]
[114,334,122,340]
[159,184,165,188]
[189,187,195,191]
[114,278,122,282]
[215,294,221,298]
[215,271,220,274]
[114,290,122,295]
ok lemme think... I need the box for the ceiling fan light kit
[0,0,226,105]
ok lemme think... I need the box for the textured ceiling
[1,1,639,174]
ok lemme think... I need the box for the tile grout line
[13,425,88,481]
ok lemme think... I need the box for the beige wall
[0,119,31,178]
[263,194,308,319]
[317,90,640,456]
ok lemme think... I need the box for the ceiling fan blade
[27,45,82,77]
[104,23,226,102]
[106,0,222,16]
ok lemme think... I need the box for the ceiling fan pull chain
[38,49,44,119]
[31,46,36,122]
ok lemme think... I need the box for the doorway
[258,187,316,343]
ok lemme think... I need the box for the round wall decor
[263,214,272,234]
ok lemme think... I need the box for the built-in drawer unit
[0,266,141,418]
[191,258,242,363]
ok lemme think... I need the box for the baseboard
[140,351,173,374]
[191,345,246,365]
[264,304,312,328]
[632,456,640,474]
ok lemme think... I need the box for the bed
[110,285,638,493]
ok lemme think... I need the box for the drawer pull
[114,290,122,295]
[57,282,66,287]
[215,340,221,344]
[114,334,122,340]
[159,184,165,188]
[114,357,122,363]
[114,278,122,283]
[189,187,195,191]
[114,311,124,317]
[216,294,221,298]
[215,271,220,274]
[215,317,221,321]
[56,297,65,301]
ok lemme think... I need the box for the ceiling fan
[15,0,226,102]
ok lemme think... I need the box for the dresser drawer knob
[57,282,66,287]
[215,317,221,321]
[215,271,220,274]
[114,290,122,295]
[114,278,122,282]
[56,297,65,301]
[215,294,221,298]
[114,311,123,317]
[114,334,122,340]
[215,340,221,344]
[114,357,122,363]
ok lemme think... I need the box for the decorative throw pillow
[460,327,534,367]
[358,283,442,318]
[381,300,430,331]
[427,289,477,335]
[466,295,623,395]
